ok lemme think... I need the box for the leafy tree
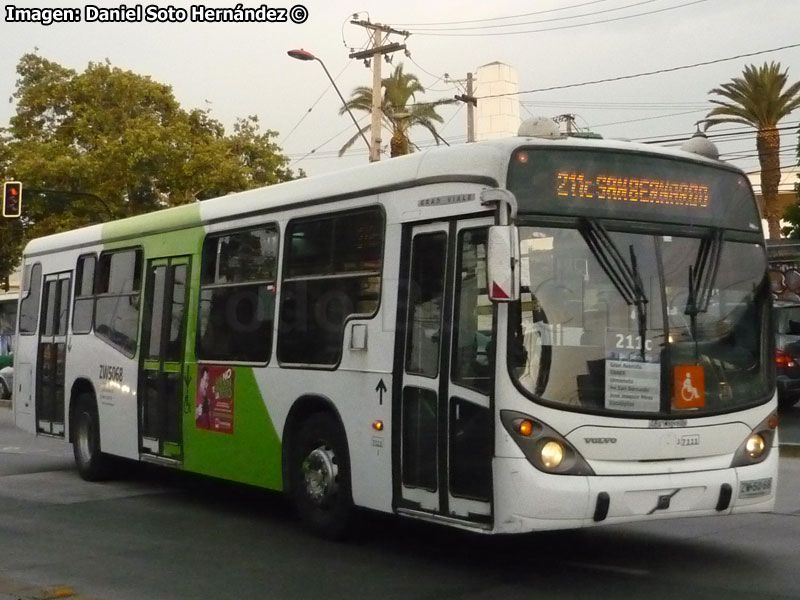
[339,63,454,158]
[704,62,800,239]
[0,53,299,282]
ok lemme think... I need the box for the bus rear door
[138,256,191,462]
[37,271,71,436]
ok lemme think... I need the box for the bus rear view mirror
[487,225,520,303]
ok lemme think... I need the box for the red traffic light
[3,181,22,218]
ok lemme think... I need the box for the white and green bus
[13,129,776,538]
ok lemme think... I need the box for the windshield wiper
[685,229,724,347]
[579,218,649,360]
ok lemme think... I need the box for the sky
[1,0,799,186]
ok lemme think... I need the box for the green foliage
[338,63,455,157]
[1,53,299,282]
[705,62,800,239]
[704,62,800,130]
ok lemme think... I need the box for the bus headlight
[730,413,776,468]
[540,441,564,468]
[745,434,765,458]
[501,410,594,476]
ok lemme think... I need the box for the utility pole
[451,72,478,143]
[349,20,408,162]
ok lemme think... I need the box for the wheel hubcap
[301,445,338,505]
[77,413,93,465]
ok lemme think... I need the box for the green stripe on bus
[102,203,203,245]
[182,365,283,490]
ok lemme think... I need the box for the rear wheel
[290,412,354,540]
[72,394,111,481]
[0,379,9,400]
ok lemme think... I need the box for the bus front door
[138,256,191,462]
[396,218,494,527]
[37,272,71,436]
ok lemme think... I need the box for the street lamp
[287,49,372,155]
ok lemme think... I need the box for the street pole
[370,31,384,163]
[349,20,408,162]
[466,72,475,143]
[453,72,478,143]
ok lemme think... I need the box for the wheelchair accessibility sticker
[672,365,705,409]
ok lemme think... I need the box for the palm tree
[704,62,800,239]
[339,64,455,158]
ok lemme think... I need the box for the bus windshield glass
[509,224,770,416]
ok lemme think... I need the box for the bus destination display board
[555,172,709,209]
[507,148,760,232]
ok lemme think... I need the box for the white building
[476,62,521,140]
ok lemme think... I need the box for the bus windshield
[510,224,770,417]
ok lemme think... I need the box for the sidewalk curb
[779,443,800,458]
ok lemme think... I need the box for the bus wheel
[291,413,353,540]
[72,394,110,482]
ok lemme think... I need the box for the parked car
[0,365,12,400]
[774,301,800,409]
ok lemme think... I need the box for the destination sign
[556,172,709,209]
[507,147,760,232]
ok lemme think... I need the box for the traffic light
[3,181,21,218]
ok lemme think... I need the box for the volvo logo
[584,437,617,444]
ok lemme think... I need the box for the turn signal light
[516,419,533,436]
[372,420,384,431]
[776,350,795,368]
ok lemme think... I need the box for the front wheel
[290,412,354,540]
[72,394,111,481]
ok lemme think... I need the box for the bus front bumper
[492,452,777,534]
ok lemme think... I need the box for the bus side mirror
[487,225,520,303]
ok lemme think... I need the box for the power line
[591,109,708,128]
[521,100,709,111]
[410,0,710,36]
[638,122,800,143]
[406,55,459,92]
[289,114,370,167]
[632,120,800,141]
[406,0,664,31]
[393,0,615,26]
[280,60,352,147]
[479,43,800,99]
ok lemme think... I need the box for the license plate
[739,478,772,498]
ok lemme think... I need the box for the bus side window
[93,249,142,357]
[197,225,279,363]
[452,228,493,394]
[73,254,96,334]
[19,263,42,335]
[278,208,384,367]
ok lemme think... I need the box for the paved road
[2,406,800,600]
[779,402,800,447]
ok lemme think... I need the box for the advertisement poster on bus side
[196,365,235,434]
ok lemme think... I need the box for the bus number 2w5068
[99,364,123,383]
[615,334,653,353]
